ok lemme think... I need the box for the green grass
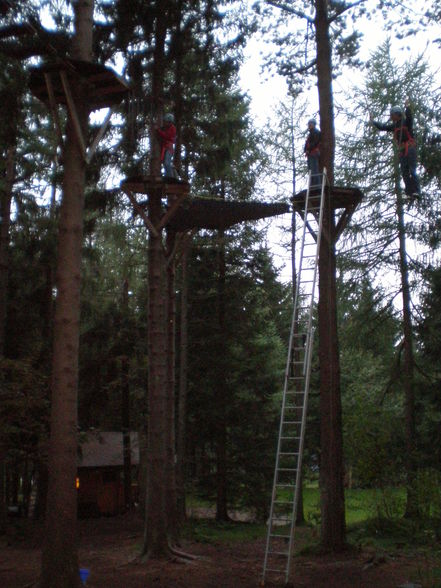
[183,519,266,544]
[186,485,440,553]
[302,483,407,525]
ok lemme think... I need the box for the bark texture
[142,0,177,558]
[40,1,93,586]
[395,176,417,517]
[315,0,346,551]
[176,245,189,522]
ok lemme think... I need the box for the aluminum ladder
[262,168,327,586]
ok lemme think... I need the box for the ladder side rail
[291,169,317,366]
[262,171,321,584]
[291,170,314,333]
[285,172,327,583]
[304,168,327,372]
[285,325,317,583]
[263,172,313,578]
[284,169,315,387]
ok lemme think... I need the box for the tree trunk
[143,187,170,557]
[166,228,178,542]
[176,244,189,522]
[121,279,132,510]
[142,0,176,557]
[215,227,229,522]
[318,211,346,551]
[0,145,14,357]
[40,1,93,586]
[33,460,48,521]
[315,0,346,550]
[0,144,14,534]
[395,177,417,518]
[172,0,184,175]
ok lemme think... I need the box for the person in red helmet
[156,113,178,179]
[371,99,421,200]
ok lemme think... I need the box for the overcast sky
[239,1,439,127]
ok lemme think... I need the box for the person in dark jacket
[304,118,321,188]
[371,99,421,199]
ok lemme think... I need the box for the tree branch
[0,23,34,39]
[266,0,314,23]
[292,58,316,75]
[327,0,366,24]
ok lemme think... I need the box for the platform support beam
[60,71,87,161]
[86,107,114,164]
[44,73,64,152]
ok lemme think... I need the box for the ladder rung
[264,185,323,582]
[277,468,297,471]
[276,483,296,487]
[279,452,299,456]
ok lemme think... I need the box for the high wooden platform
[29,59,130,110]
[120,175,191,197]
[169,198,290,232]
[120,176,290,236]
[292,185,363,211]
[292,185,363,242]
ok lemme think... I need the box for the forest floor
[0,511,439,588]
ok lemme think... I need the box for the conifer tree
[337,41,441,519]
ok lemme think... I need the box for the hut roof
[78,431,139,468]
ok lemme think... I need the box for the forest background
[1,0,441,585]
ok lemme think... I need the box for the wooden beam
[157,191,189,231]
[335,205,355,242]
[60,70,87,160]
[44,72,64,151]
[297,209,318,242]
[121,187,160,238]
[86,107,113,164]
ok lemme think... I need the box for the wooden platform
[291,185,363,211]
[169,198,290,231]
[121,175,191,197]
[29,59,130,110]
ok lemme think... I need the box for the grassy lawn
[186,484,441,556]
[303,483,407,525]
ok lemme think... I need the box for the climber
[370,99,421,200]
[156,113,178,179]
[304,118,321,188]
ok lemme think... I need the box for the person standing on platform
[370,99,421,201]
[304,118,321,188]
[156,113,178,179]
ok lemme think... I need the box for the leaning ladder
[262,168,327,586]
